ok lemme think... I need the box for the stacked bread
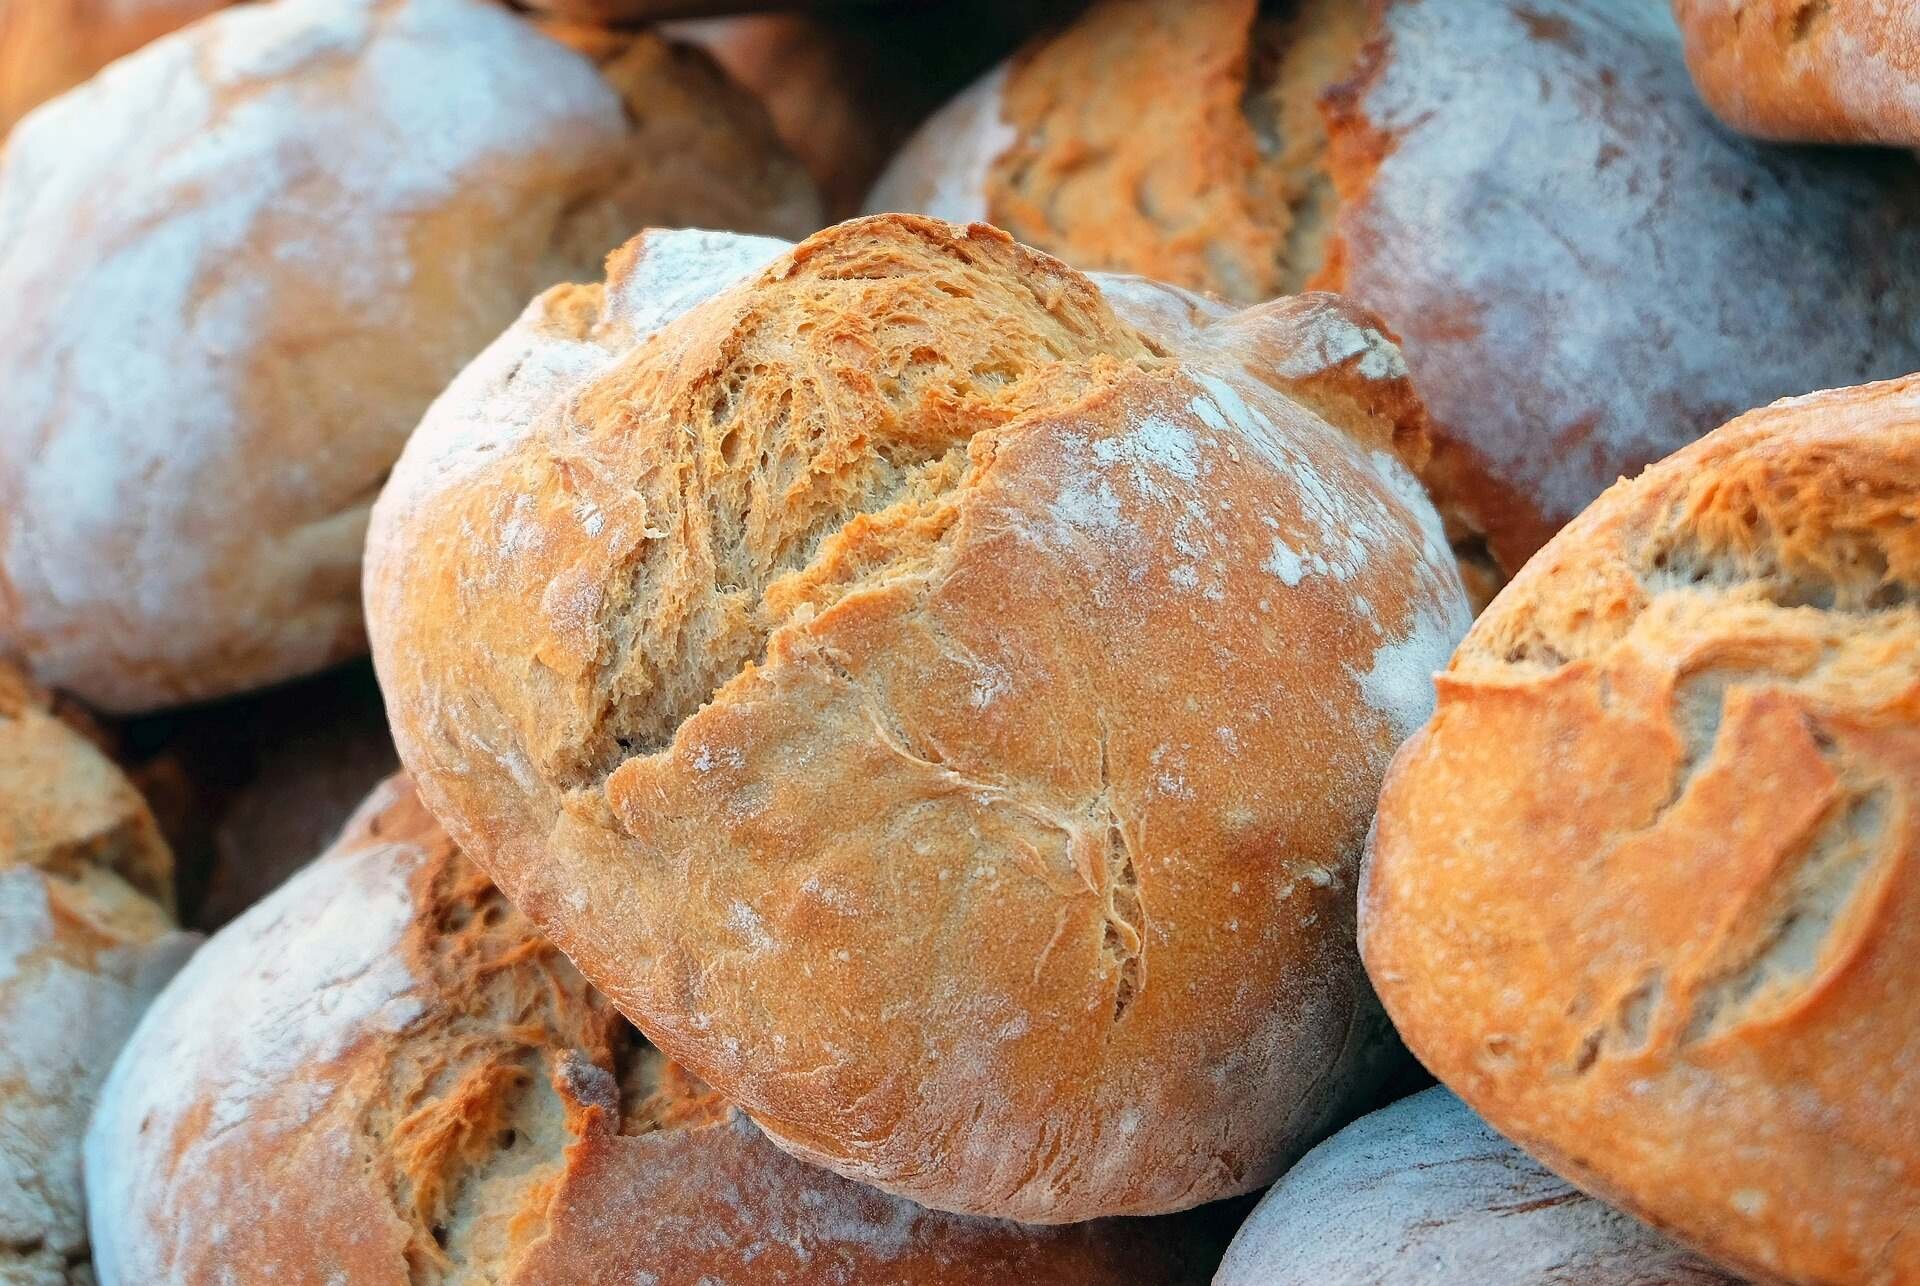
[0,664,196,1282]
[2,0,1915,1281]
[872,0,1920,596]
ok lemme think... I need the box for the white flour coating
[1342,0,1920,543]
[0,0,634,711]
[85,780,427,1284]
[1216,1087,1734,1284]
[0,868,194,1279]
[863,65,1014,223]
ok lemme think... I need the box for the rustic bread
[0,0,226,135]
[868,0,1920,585]
[366,214,1469,1222]
[0,0,819,714]
[0,663,194,1284]
[1362,374,1920,1285]
[1673,0,1920,145]
[87,775,1226,1284]
[1217,1088,1739,1284]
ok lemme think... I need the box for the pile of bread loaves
[0,0,1912,1283]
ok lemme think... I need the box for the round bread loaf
[1362,375,1920,1285]
[867,0,1920,584]
[1673,0,1920,146]
[0,0,226,135]
[366,213,1470,1221]
[0,662,195,1284]
[0,0,819,714]
[87,775,1225,1284]
[1216,1087,1739,1285]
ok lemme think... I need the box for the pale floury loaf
[0,663,195,1285]
[1364,374,1920,1285]
[1216,1088,1737,1285]
[366,214,1470,1222]
[0,0,818,713]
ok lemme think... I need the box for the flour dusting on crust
[1217,1088,1738,1284]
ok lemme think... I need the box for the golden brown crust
[0,0,226,136]
[0,661,172,904]
[874,0,1920,595]
[1673,0,1920,146]
[368,214,1468,1221]
[1362,374,1920,1286]
[87,774,1233,1284]
[978,0,1366,305]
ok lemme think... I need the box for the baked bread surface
[0,0,819,713]
[1216,1087,1740,1284]
[367,213,1469,1221]
[867,0,1920,583]
[1363,374,1920,1285]
[86,775,1223,1284]
[1673,0,1920,145]
[0,663,192,1284]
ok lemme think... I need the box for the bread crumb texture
[868,0,1920,588]
[1216,1087,1738,1285]
[1673,0,1920,145]
[86,775,1226,1284]
[0,664,190,1285]
[367,214,1467,1221]
[1364,374,1920,1286]
[0,0,818,713]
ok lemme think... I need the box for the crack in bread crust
[372,215,1467,1224]
[1364,375,1920,1286]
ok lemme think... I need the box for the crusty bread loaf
[1362,374,1920,1285]
[0,662,195,1284]
[0,0,819,714]
[87,775,1227,1284]
[366,214,1469,1222]
[0,0,226,135]
[868,0,1920,585]
[1673,0,1920,145]
[1216,1088,1739,1285]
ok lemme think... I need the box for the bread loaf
[366,214,1469,1222]
[0,0,819,713]
[1362,374,1920,1285]
[1216,1088,1739,1285]
[1673,0,1920,145]
[868,0,1920,582]
[0,0,226,135]
[87,775,1226,1284]
[0,663,194,1284]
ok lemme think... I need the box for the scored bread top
[0,0,818,714]
[368,213,1468,1222]
[86,774,1223,1284]
[1672,0,1920,146]
[1362,374,1920,1285]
